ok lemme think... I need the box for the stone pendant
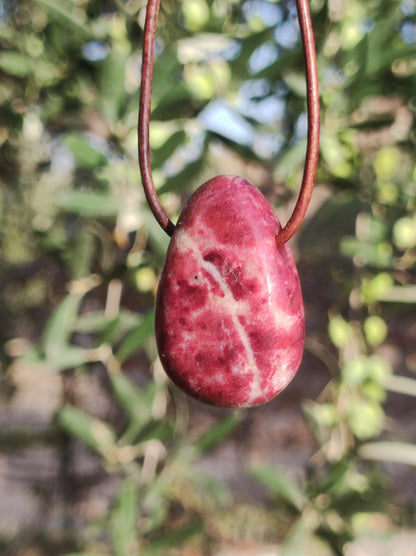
[155,175,304,408]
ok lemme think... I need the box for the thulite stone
[155,175,305,408]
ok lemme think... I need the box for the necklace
[139,0,320,408]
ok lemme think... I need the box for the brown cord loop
[276,0,320,247]
[138,0,175,237]
[138,0,320,245]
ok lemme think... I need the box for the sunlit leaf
[385,375,416,398]
[110,478,139,556]
[144,520,203,552]
[359,442,416,467]
[115,311,155,362]
[59,191,121,217]
[340,237,393,267]
[282,70,306,97]
[99,50,129,123]
[274,139,307,181]
[34,0,94,39]
[133,419,173,445]
[152,130,187,169]
[195,412,243,453]
[45,346,92,371]
[75,310,138,334]
[365,15,416,75]
[151,83,194,120]
[376,285,416,303]
[57,406,117,457]
[152,48,180,101]
[68,228,97,279]
[251,465,306,512]
[109,372,157,426]
[65,134,108,169]
[42,293,83,360]
[0,51,32,76]
[280,518,333,556]
[158,159,205,194]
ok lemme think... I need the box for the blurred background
[1,0,416,554]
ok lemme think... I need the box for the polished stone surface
[156,175,304,408]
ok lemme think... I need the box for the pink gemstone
[155,175,305,408]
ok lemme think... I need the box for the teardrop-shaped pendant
[155,175,304,408]
[138,0,319,408]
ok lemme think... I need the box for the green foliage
[110,479,140,556]
[57,405,118,459]
[115,311,155,362]
[1,0,415,554]
[194,411,243,453]
[250,466,307,512]
[251,458,386,554]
